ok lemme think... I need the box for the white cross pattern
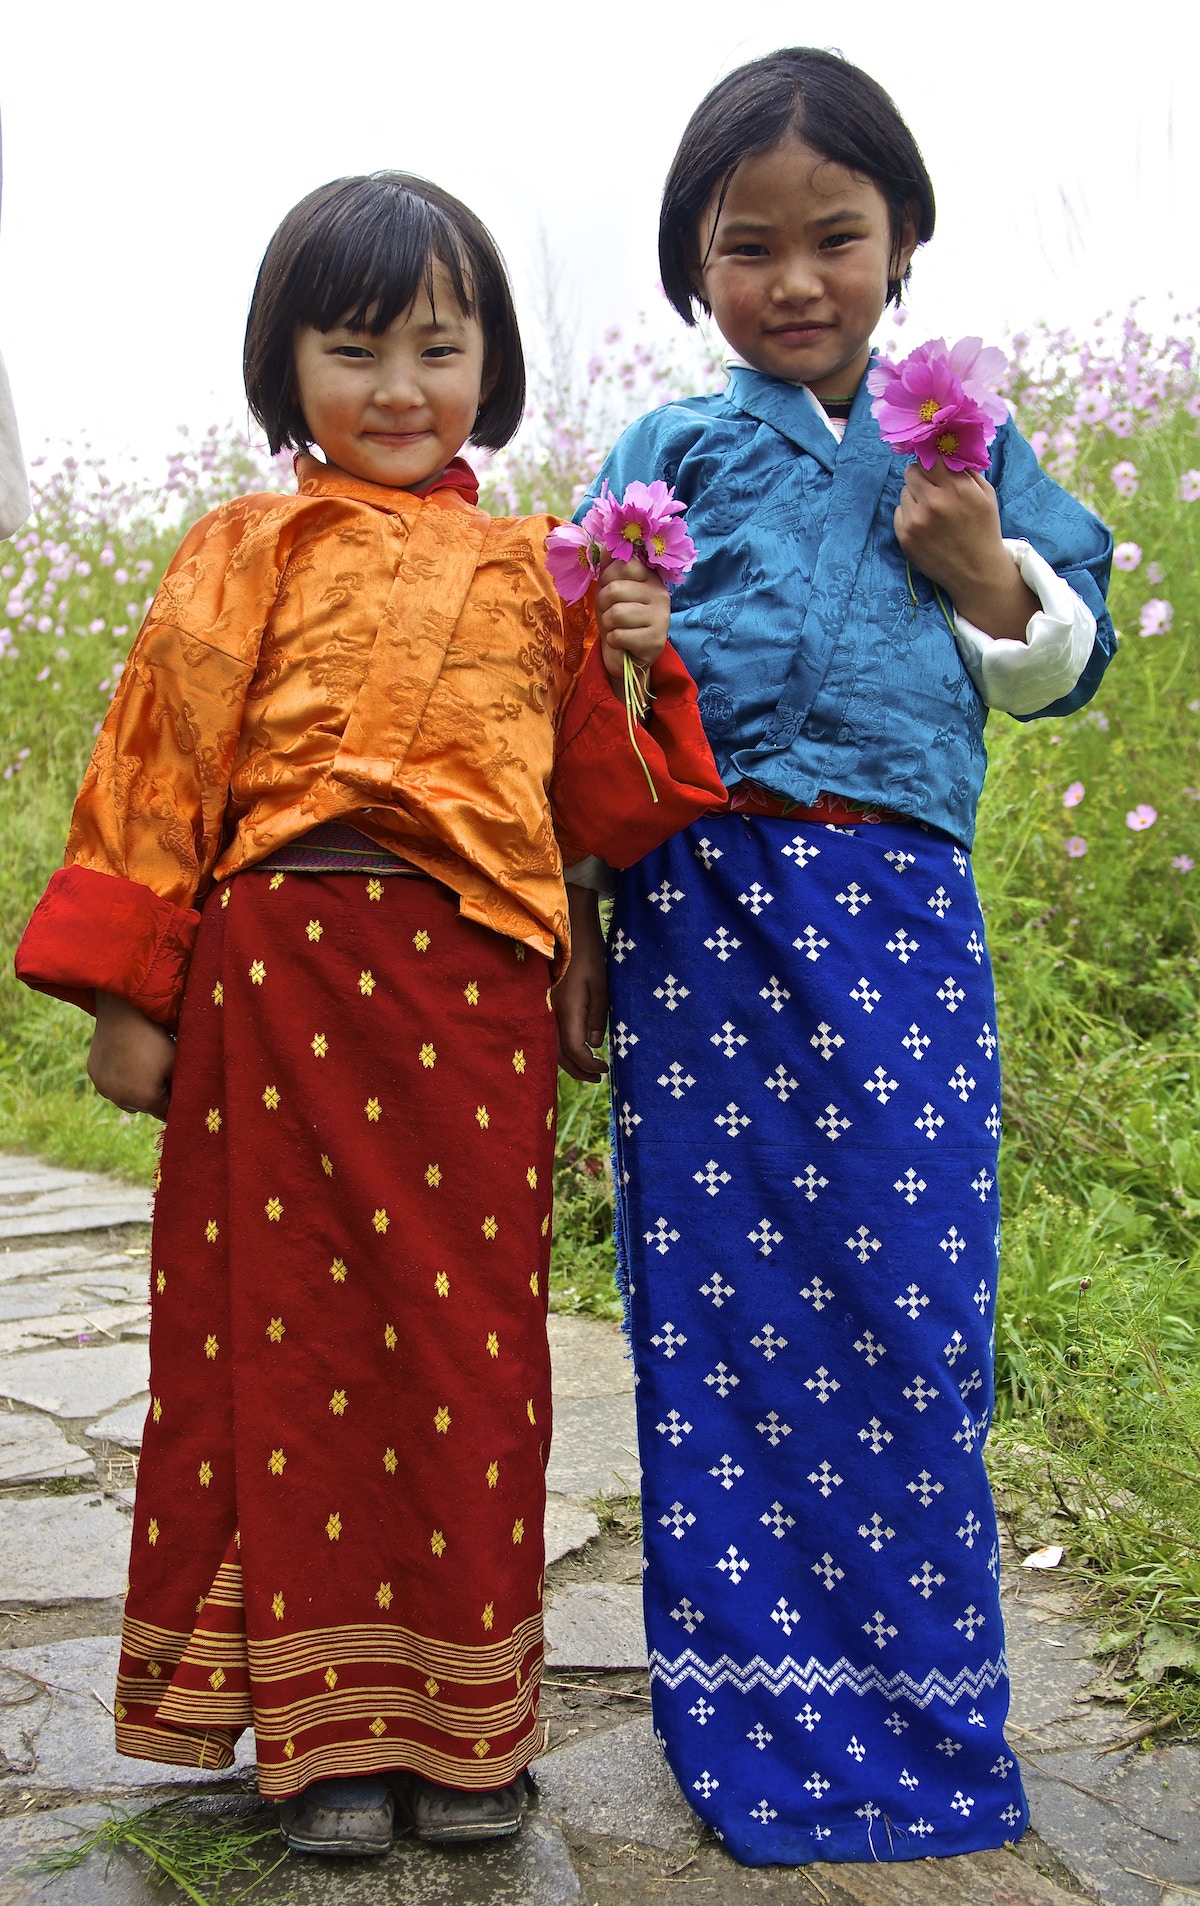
[752,1323,788,1360]
[610,927,636,963]
[894,1283,930,1321]
[950,1790,975,1817]
[617,1101,642,1137]
[747,1722,774,1751]
[836,882,872,916]
[854,1329,887,1366]
[812,1553,845,1591]
[863,1062,901,1106]
[887,928,921,963]
[954,1414,980,1454]
[903,1374,938,1412]
[927,886,953,918]
[1000,1803,1023,1828]
[711,1020,748,1058]
[816,1102,851,1141]
[703,927,742,961]
[991,1754,1015,1779]
[858,1418,892,1454]
[659,1501,696,1539]
[749,1800,777,1824]
[885,848,916,872]
[650,1318,686,1354]
[689,1697,716,1724]
[644,1220,681,1257]
[694,1160,731,1197]
[800,1275,834,1312]
[914,1102,945,1141]
[671,1597,705,1633]
[748,1217,783,1257]
[717,1544,751,1585]
[782,834,821,867]
[699,1272,735,1307]
[862,1610,898,1650]
[944,1330,967,1365]
[765,1064,800,1102]
[704,1362,740,1397]
[959,1367,983,1402]
[939,1226,966,1264]
[796,1704,823,1732]
[977,1021,998,1059]
[847,1226,882,1264]
[973,1279,992,1314]
[985,1102,1002,1138]
[770,1597,802,1636]
[856,1802,881,1825]
[910,1819,935,1838]
[846,1737,867,1763]
[709,1453,744,1490]
[968,1708,987,1728]
[756,1410,793,1445]
[858,1512,896,1551]
[894,1167,927,1205]
[899,1768,920,1790]
[657,1410,693,1445]
[794,924,830,961]
[811,1021,845,1061]
[967,929,984,965]
[658,1063,696,1099]
[988,1541,1000,1579]
[653,974,690,1012]
[948,1064,977,1102]
[693,1770,719,1798]
[716,1102,752,1136]
[884,1711,909,1735]
[957,1510,983,1548]
[971,1167,994,1202]
[694,837,723,868]
[953,847,968,876]
[807,1460,843,1497]
[906,1469,944,1506]
[760,976,791,1012]
[937,976,966,1012]
[902,1023,931,1059]
[647,879,684,913]
[909,1560,946,1599]
[804,1366,840,1404]
[849,975,882,1012]
[738,882,774,914]
[804,1771,831,1797]
[794,1164,829,1202]
[761,1500,796,1538]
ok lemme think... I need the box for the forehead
[336,256,480,336]
[713,136,888,228]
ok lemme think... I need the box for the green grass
[28,1796,286,1905]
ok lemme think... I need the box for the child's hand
[88,992,175,1120]
[554,886,609,1083]
[595,554,670,694]
[894,461,1039,643]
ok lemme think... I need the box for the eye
[728,243,769,259]
[332,344,373,359]
[818,232,859,251]
[423,344,460,359]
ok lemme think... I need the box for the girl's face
[293,259,493,490]
[695,135,917,400]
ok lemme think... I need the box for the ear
[480,350,502,405]
[891,199,921,283]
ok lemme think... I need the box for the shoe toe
[279,1777,395,1856]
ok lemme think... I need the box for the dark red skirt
[115,869,557,1797]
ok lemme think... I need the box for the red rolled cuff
[15,865,201,1030]
[552,641,727,868]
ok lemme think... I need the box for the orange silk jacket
[16,457,724,1025]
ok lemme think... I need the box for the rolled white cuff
[564,855,615,897]
[0,352,29,542]
[953,538,1096,717]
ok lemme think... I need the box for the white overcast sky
[2,0,1196,471]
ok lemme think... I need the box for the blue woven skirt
[608,815,1027,1865]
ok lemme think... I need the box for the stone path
[0,1151,1196,1904]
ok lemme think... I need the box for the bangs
[289,184,476,335]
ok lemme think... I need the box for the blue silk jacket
[579,365,1114,848]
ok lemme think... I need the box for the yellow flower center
[919,398,939,423]
[621,522,643,544]
[651,532,666,557]
[936,431,959,455]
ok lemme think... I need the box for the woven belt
[727,785,905,825]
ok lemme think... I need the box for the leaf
[1136,1621,1200,1685]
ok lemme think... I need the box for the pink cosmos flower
[1062,781,1085,809]
[1065,837,1088,858]
[1125,804,1157,831]
[1074,389,1111,425]
[544,520,602,604]
[1108,411,1134,438]
[1172,855,1195,873]
[1139,598,1173,637]
[1180,470,1200,503]
[1113,542,1142,571]
[1146,562,1164,584]
[590,480,697,585]
[866,336,1008,473]
[1110,460,1139,497]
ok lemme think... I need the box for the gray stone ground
[0,1151,1196,1905]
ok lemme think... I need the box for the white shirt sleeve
[953,538,1096,718]
[564,855,615,898]
[0,350,29,541]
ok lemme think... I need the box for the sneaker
[278,1775,395,1856]
[408,1770,528,1843]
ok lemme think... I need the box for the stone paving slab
[0,1248,130,1289]
[0,1272,145,1324]
[0,1206,154,1243]
[0,1497,131,1603]
[534,1714,700,1854]
[0,1305,149,1359]
[0,1343,149,1418]
[544,1585,646,1669]
[83,1400,150,1449]
[0,1414,94,1484]
[544,1497,600,1569]
[814,1845,1080,1904]
[0,1805,150,1906]
[547,1315,633,1399]
[544,1395,639,1500]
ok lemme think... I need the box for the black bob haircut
[244,172,526,455]
[660,47,936,325]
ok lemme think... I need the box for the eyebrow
[719,207,871,234]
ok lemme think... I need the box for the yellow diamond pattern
[249,960,266,985]
[373,1209,389,1234]
[205,1220,218,1243]
[526,1167,538,1189]
[476,1106,490,1129]
[269,872,285,890]
[263,1085,280,1110]
[482,1216,498,1240]
[267,1317,285,1343]
[430,1530,446,1558]
[435,1272,450,1297]
[474,1739,491,1758]
[359,970,376,996]
[205,1334,219,1359]
[425,1677,440,1698]
[512,1519,525,1545]
[330,1258,347,1283]
[198,1461,212,1488]
[367,878,383,901]
[326,1513,342,1542]
[512,1049,526,1074]
[329,1390,347,1417]
[413,930,430,951]
[487,1461,499,1489]
[369,1717,386,1737]
[209,1668,226,1690]
[155,1271,165,1295]
[205,1108,221,1134]
[425,1164,441,1188]
[324,1667,338,1690]
[487,1332,499,1358]
[147,1519,159,1546]
[311,1033,328,1057]
[482,1603,494,1630]
[269,1449,287,1476]
[434,1406,450,1435]
[365,1097,381,1121]
[272,1593,285,1620]
[320,1154,333,1177]
[464,981,479,1005]
[384,1325,397,1350]
[419,1043,436,1068]
[383,1448,398,1474]
[265,1197,282,1222]
[152,1397,162,1423]
[212,982,224,1005]
[377,1581,393,1609]
[306,919,323,942]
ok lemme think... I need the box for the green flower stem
[623,650,659,804]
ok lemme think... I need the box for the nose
[770,248,823,307]
[371,361,425,413]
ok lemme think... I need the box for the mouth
[764,322,834,344]
[362,429,431,448]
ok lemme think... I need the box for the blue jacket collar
[725,360,884,475]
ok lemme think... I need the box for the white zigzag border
[649,1649,1008,1710]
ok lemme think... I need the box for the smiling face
[292,258,492,491]
[695,135,917,401]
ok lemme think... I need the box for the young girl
[559,49,1114,1868]
[16,172,719,1858]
